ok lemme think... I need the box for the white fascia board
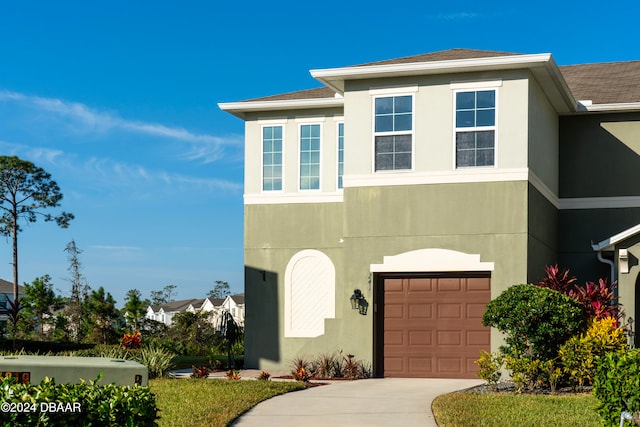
[592,223,640,252]
[310,54,554,92]
[584,102,640,112]
[218,98,344,119]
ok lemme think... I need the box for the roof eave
[592,223,640,251]
[218,98,344,119]
[310,53,576,113]
[582,102,640,113]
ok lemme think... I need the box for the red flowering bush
[121,331,142,349]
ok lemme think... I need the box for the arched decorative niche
[284,249,336,337]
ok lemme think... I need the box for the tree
[218,310,242,369]
[22,275,61,337]
[85,286,119,345]
[123,289,145,330]
[207,280,231,299]
[63,240,90,341]
[0,156,74,302]
[150,284,177,305]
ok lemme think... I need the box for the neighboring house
[145,295,245,327]
[219,48,640,378]
[221,294,245,327]
[0,279,25,333]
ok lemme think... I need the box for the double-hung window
[455,90,496,167]
[299,124,321,190]
[374,95,412,171]
[337,122,344,189]
[262,126,283,191]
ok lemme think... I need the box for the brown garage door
[382,276,491,378]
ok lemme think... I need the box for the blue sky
[0,1,638,307]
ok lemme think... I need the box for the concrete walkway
[230,377,483,427]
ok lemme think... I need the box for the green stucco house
[219,49,640,378]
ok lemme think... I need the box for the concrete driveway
[231,377,483,427]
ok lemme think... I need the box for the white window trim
[371,92,416,173]
[261,124,285,193]
[298,123,322,192]
[452,87,499,170]
[337,121,344,192]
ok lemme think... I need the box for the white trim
[592,223,640,252]
[582,102,640,112]
[298,123,322,191]
[528,172,560,209]
[343,167,530,188]
[370,248,494,272]
[560,196,640,210]
[258,118,288,125]
[260,124,285,193]
[332,115,345,121]
[218,98,344,119]
[295,117,326,123]
[369,85,418,95]
[450,79,503,89]
[244,192,344,205]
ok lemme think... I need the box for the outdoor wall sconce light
[350,289,368,315]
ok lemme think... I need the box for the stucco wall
[528,74,559,194]
[559,113,640,198]
[244,181,531,370]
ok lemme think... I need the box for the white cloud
[0,90,237,164]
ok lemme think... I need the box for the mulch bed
[467,381,593,395]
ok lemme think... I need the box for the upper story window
[262,126,283,191]
[455,90,496,168]
[337,122,344,189]
[374,95,413,171]
[299,124,321,190]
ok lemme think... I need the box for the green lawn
[432,392,600,427]
[150,378,306,427]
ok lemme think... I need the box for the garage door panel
[383,276,490,379]
[437,303,462,318]
[408,303,433,318]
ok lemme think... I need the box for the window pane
[300,152,310,164]
[375,153,393,171]
[273,140,282,152]
[477,90,495,108]
[263,127,273,139]
[310,165,320,177]
[310,125,320,138]
[456,92,475,110]
[456,111,475,128]
[456,150,474,167]
[375,115,393,132]
[456,132,475,150]
[476,109,495,127]
[476,131,495,149]
[263,139,273,152]
[273,126,282,139]
[301,125,311,138]
[395,134,412,152]
[395,152,411,169]
[263,166,272,179]
[477,148,495,166]
[263,153,273,165]
[375,97,393,114]
[394,113,412,131]
[394,96,412,113]
[376,136,394,153]
[311,138,320,151]
[311,151,320,164]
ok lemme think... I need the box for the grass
[432,392,600,427]
[150,378,306,427]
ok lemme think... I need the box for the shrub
[475,350,503,390]
[311,352,341,378]
[569,279,621,321]
[226,369,241,380]
[536,264,577,294]
[0,375,158,426]
[257,371,271,381]
[504,354,545,393]
[593,349,640,426]
[191,365,209,379]
[135,346,176,379]
[482,284,587,361]
[121,331,142,349]
[560,317,627,388]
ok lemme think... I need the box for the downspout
[596,250,616,285]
